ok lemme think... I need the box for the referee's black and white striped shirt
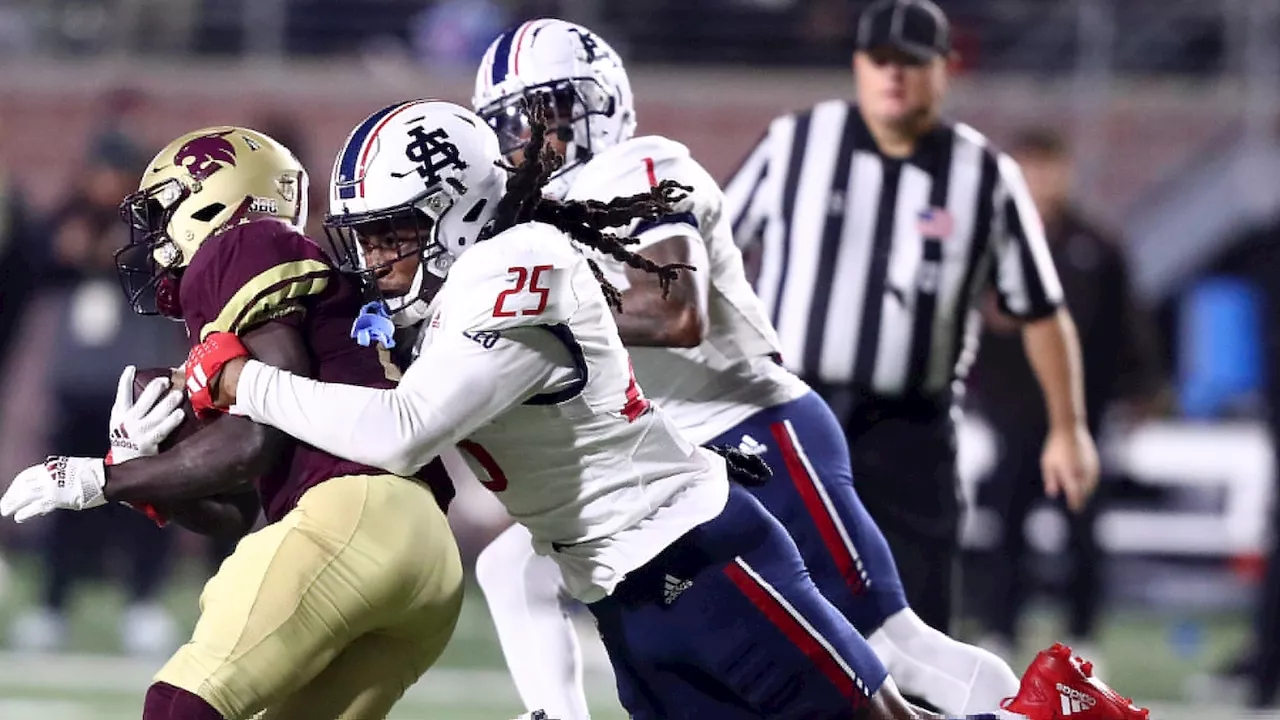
[724,99,1064,398]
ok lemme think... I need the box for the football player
[183,99,1143,720]
[0,127,464,720]
[468,19,1148,720]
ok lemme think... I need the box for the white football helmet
[473,19,635,190]
[324,99,506,325]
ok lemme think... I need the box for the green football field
[0,557,1275,719]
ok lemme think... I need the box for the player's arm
[151,484,260,540]
[611,233,708,348]
[102,321,307,505]
[216,327,566,477]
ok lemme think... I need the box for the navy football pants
[588,483,889,720]
[715,391,909,635]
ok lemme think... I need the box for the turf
[0,555,1274,719]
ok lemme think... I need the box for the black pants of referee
[814,383,961,634]
[980,423,1102,643]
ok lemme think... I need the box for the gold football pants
[155,473,464,720]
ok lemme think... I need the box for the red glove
[186,331,250,417]
[105,449,169,528]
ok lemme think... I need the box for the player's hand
[1,456,107,523]
[107,365,186,465]
[704,444,772,487]
[185,332,250,415]
[1041,424,1099,513]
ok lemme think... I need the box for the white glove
[1,456,108,523]
[108,365,186,465]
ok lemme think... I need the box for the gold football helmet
[116,126,309,316]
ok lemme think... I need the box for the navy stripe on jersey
[524,324,588,406]
[634,211,699,236]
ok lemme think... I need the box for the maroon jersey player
[1,126,464,720]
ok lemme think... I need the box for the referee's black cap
[855,0,951,62]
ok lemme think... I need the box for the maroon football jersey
[179,219,454,522]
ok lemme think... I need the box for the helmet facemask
[115,178,192,319]
[477,78,615,178]
[324,186,457,325]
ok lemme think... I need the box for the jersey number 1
[494,265,553,318]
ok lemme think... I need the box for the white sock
[476,524,592,720]
[866,608,1022,715]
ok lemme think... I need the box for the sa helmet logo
[174,130,237,181]
[397,127,468,188]
[568,28,600,61]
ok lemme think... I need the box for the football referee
[724,0,1099,634]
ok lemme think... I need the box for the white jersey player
[467,18,1129,720]
[181,100,1143,720]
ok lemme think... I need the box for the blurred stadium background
[0,0,1277,717]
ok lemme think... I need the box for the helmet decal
[173,130,237,181]
[117,126,306,317]
[399,126,469,186]
[568,27,600,61]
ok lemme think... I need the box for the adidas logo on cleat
[663,574,692,605]
[1057,683,1097,715]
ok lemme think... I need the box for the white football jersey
[560,136,808,444]
[418,220,729,602]
[234,220,730,604]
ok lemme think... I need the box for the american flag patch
[917,207,953,240]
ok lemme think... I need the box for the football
[132,366,219,451]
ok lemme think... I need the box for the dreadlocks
[479,96,695,313]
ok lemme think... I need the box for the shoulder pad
[438,222,582,332]
[566,136,720,247]
[566,136,696,201]
[182,220,333,340]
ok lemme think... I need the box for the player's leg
[258,474,464,719]
[586,483,885,719]
[724,393,1021,714]
[150,474,462,720]
[260,616,459,719]
[588,484,1023,720]
[725,393,907,632]
[476,522,591,720]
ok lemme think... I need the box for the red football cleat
[1003,643,1150,720]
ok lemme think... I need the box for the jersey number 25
[493,265,553,318]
